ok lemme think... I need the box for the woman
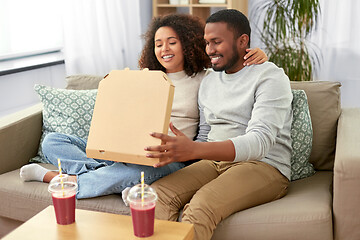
[20,14,267,200]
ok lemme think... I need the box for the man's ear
[237,34,250,49]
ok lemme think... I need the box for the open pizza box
[86,68,174,166]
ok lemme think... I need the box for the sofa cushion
[290,90,315,181]
[290,81,341,170]
[211,171,333,240]
[32,85,98,163]
[0,164,130,223]
[66,75,103,90]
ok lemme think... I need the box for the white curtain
[249,0,360,108]
[62,0,143,76]
[313,0,360,108]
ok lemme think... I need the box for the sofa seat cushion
[0,164,130,222]
[211,171,333,240]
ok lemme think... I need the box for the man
[145,9,293,240]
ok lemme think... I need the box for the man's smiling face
[204,22,244,74]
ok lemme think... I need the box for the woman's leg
[42,132,113,175]
[21,132,106,183]
[39,132,186,199]
[76,161,186,199]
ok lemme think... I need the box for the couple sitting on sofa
[20,10,292,240]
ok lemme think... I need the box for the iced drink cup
[48,174,78,225]
[127,184,157,238]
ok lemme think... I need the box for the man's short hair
[206,9,251,45]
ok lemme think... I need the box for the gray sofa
[1,77,359,240]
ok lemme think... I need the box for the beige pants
[151,160,289,240]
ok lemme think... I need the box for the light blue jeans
[42,132,185,199]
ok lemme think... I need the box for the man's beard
[212,44,240,72]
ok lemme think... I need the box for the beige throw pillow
[290,81,341,171]
[66,74,103,90]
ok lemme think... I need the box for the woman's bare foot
[43,171,77,183]
[43,171,59,183]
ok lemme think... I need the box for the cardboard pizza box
[86,68,174,166]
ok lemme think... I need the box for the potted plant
[252,0,321,81]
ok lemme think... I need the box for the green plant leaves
[252,0,321,81]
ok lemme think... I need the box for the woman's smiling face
[154,26,184,73]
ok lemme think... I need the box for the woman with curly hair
[20,14,267,203]
[139,14,211,77]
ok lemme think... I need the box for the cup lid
[48,174,78,194]
[127,184,157,203]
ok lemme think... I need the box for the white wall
[0,64,66,118]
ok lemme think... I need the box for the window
[0,0,63,60]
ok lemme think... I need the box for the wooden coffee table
[3,206,194,240]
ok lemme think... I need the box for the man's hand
[145,122,197,168]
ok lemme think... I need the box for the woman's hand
[244,47,268,66]
[145,122,197,168]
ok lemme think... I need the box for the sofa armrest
[0,104,43,174]
[333,108,360,240]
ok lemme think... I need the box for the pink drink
[52,193,76,225]
[127,184,157,237]
[48,174,77,225]
[130,203,156,237]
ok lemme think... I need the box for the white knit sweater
[197,62,293,180]
[167,70,206,140]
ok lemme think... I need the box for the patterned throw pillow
[290,89,315,181]
[31,85,97,163]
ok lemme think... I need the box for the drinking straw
[57,158,65,196]
[141,171,144,205]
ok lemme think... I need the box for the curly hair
[138,14,210,76]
